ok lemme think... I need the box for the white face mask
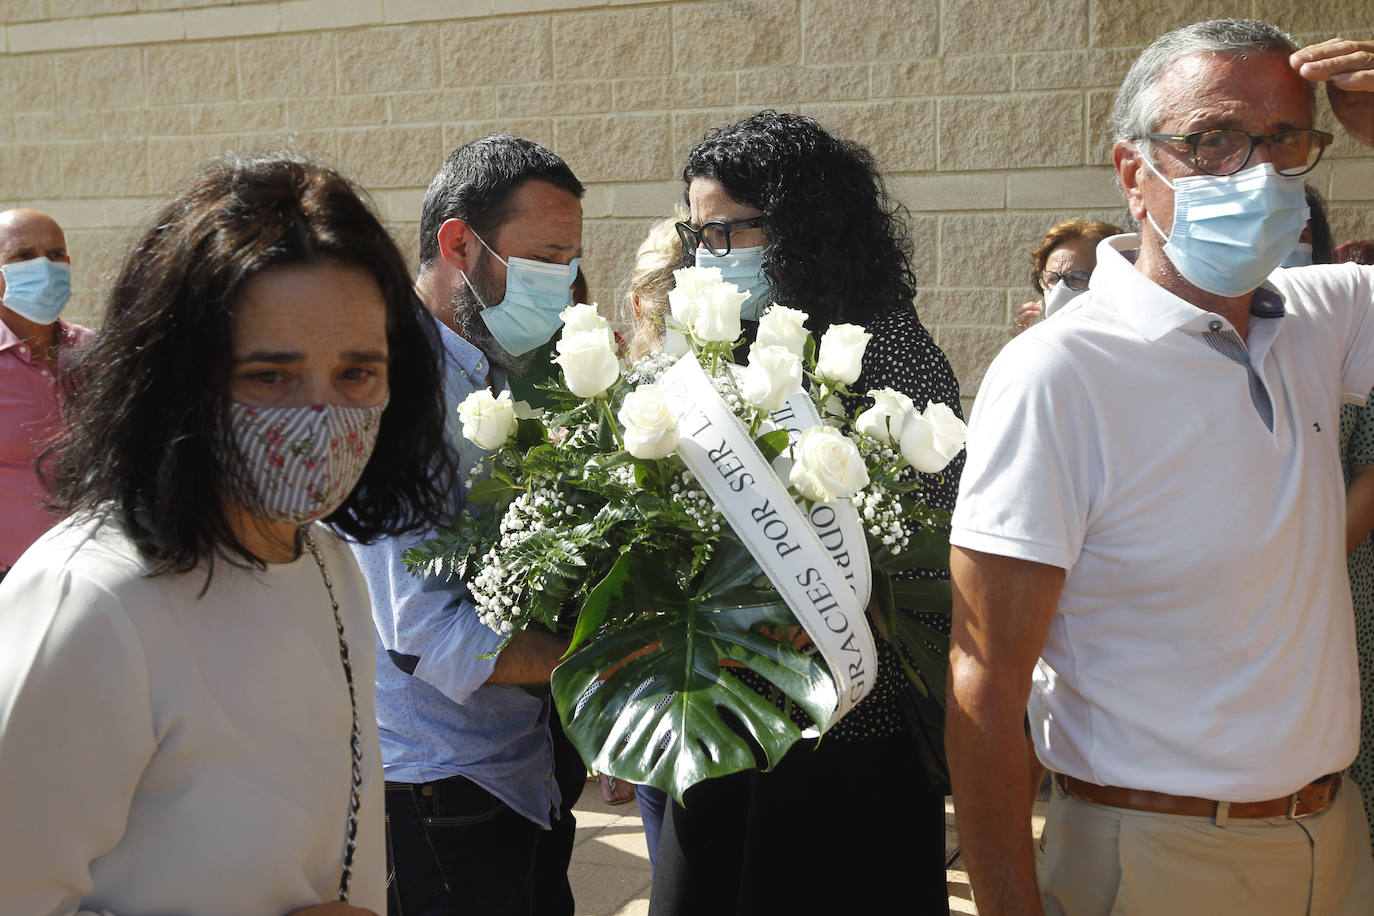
[1043,281,1086,318]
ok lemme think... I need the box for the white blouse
[0,513,384,916]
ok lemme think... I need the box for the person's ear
[435,218,478,275]
[1113,141,1148,223]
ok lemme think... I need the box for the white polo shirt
[951,235,1374,802]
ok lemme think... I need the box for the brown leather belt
[1054,772,1342,821]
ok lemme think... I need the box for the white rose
[693,281,749,343]
[668,266,724,330]
[617,384,680,459]
[899,400,967,473]
[554,328,620,398]
[854,387,914,445]
[560,302,610,339]
[789,425,870,502]
[456,388,517,450]
[513,399,543,420]
[756,305,810,356]
[740,345,803,412]
[661,324,691,356]
[924,399,967,456]
[815,323,871,386]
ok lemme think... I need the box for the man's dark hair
[418,134,585,271]
[1305,184,1335,265]
[682,110,917,331]
[49,152,456,577]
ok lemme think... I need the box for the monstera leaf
[550,544,838,802]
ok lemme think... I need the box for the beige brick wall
[2,0,1373,410]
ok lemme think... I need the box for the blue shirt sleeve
[349,528,502,706]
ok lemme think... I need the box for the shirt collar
[431,313,494,388]
[1093,234,1286,341]
[0,317,82,359]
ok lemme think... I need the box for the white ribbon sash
[659,355,877,727]
[766,393,873,607]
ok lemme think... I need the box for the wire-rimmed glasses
[1038,269,1091,291]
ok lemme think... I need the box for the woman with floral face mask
[0,154,454,916]
[653,110,964,916]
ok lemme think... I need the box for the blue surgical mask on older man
[1143,160,1309,297]
[695,245,773,321]
[1,257,71,325]
[462,229,580,357]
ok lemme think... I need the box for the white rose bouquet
[406,275,964,800]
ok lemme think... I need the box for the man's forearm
[487,628,570,685]
[947,547,1063,916]
[947,667,1045,916]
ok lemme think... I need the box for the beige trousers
[1037,775,1374,915]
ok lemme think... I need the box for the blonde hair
[625,209,687,362]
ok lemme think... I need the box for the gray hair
[1111,19,1306,161]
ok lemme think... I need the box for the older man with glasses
[948,19,1374,916]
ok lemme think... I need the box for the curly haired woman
[650,110,961,916]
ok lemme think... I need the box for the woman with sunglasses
[651,110,962,916]
[0,153,453,915]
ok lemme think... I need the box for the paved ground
[567,776,1049,915]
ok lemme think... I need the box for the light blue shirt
[349,316,561,828]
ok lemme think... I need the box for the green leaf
[505,337,561,410]
[888,613,949,704]
[694,539,764,597]
[754,428,791,463]
[551,601,838,803]
[403,529,478,584]
[889,579,953,613]
[567,552,688,652]
[514,417,546,450]
[875,527,950,573]
[873,564,897,629]
[596,405,616,451]
[465,475,519,507]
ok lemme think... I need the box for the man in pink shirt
[0,208,88,580]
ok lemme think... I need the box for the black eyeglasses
[675,216,765,257]
[1038,269,1091,291]
[1145,128,1333,177]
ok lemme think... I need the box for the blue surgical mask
[1279,242,1314,269]
[1143,160,1309,297]
[1,257,71,325]
[695,245,773,321]
[462,230,580,356]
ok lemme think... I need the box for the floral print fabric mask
[221,399,388,525]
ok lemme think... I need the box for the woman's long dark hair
[50,153,455,576]
[682,110,917,330]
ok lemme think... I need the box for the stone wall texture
[3,0,1374,411]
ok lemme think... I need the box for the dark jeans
[384,722,585,916]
